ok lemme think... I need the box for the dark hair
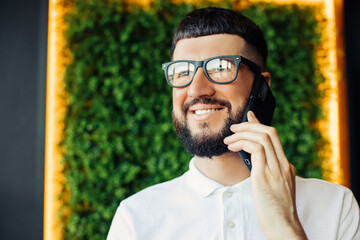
[170,7,268,70]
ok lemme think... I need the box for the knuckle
[268,126,278,136]
[260,134,269,143]
[284,163,296,175]
[254,144,264,153]
[284,164,291,173]
[290,164,296,174]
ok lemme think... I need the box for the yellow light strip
[248,0,323,3]
[334,0,349,186]
[317,0,344,185]
[44,0,69,239]
[44,0,347,239]
[324,0,350,187]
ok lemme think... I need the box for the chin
[189,119,226,134]
[172,104,246,158]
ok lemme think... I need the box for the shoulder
[295,176,359,218]
[107,177,189,240]
[295,176,352,197]
[110,172,194,233]
[295,177,360,238]
[120,172,190,211]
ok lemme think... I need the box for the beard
[172,97,247,159]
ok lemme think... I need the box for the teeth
[194,109,220,115]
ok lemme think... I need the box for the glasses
[162,55,262,88]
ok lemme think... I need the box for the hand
[223,111,307,240]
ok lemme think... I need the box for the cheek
[225,76,254,109]
[235,72,254,96]
[172,88,187,114]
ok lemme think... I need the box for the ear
[261,72,271,86]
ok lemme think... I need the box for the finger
[264,127,288,167]
[248,110,260,123]
[227,139,267,170]
[230,122,288,166]
[229,111,259,131]
[225,131,280,172]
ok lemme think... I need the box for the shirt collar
[185,158,252,198]
[186,158,223,198]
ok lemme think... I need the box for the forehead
[172,34,247,61]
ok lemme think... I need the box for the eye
[207,58,235,73]
[179,70,190,77]
[215,66,226,72]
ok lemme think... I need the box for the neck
[194,152,250,186]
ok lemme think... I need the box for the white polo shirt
[107,159,360,240]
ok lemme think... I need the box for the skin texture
[172,34,307,239]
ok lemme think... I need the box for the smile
[187,104,226,122]
[194,108,222,115]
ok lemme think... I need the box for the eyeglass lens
[167,57,237,87]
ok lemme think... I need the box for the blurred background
[0,0,359,239]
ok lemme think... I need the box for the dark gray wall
[0,0,47,239]
[344,0,360,202]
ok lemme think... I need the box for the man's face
[172,34,256,158]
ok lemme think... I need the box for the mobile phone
[239,74,276,171]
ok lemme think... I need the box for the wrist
[285,226,307,240]
[280,218,307,240]
[263,216,307,240]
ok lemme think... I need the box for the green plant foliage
[60,0,326,239]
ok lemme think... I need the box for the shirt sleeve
[107,202,135,240]
[338,189,360,239]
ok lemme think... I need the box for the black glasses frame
[162,55,262,88]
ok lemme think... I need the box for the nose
[187,67,215,98]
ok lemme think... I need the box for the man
[107,7,360,239]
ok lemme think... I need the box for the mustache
[182,97,232,115]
